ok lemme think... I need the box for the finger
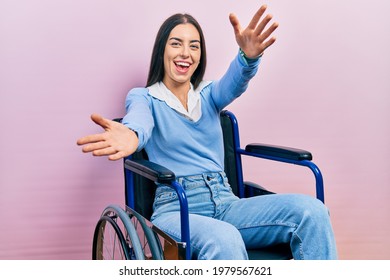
[254,13,274,36]
[108,151,127,161]
[262,36,277,52]
[229,13,242,36]
[92,146,117,157]
[259,22,279,43]
[81,141,110,153]
[90,113,111,130]
[261,37,276,52]
[77,133,106,145]
[247,4,267,30]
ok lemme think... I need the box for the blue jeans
[151,172,337,260]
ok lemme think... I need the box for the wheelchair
[92,110,325,260]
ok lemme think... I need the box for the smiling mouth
[175,61,191,73]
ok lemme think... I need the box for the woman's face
[162,23,201,89]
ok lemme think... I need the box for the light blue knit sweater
[122,53,260,177]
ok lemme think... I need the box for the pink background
[1,0,389,259]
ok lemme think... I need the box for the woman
[77,5,337,260]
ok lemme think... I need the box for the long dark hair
[146,13,207,89]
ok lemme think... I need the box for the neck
[162,80,190,111]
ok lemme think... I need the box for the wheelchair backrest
[124,110,241,220]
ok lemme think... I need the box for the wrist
[239,48,263,60]
[128,128,138,138]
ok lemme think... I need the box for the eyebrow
[169,37,201,44]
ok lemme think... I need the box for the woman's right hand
[77,114,139,161]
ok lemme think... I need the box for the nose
[181,45,190,57]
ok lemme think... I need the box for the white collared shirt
[147,81,211,122]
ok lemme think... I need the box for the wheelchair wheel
[93,215,130,260]
[92,205,145,260]
[126,207,164,260]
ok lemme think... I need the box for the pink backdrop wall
[1,0,389,259]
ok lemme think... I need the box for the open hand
[229,4,279,58]
[77,114,138,161]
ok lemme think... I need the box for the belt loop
[177,176,183,187]
[218,171,225,182]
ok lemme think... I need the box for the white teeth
[176,62,190,67]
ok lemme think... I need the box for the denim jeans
[150,171,337,260]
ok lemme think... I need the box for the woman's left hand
[229,4,279,58]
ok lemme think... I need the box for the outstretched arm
[229,4,279,58]
[77,114,139,161]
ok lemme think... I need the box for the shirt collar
[147,81,211,121]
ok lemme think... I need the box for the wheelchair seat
[92,110,325,260]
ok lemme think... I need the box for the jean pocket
[179,175,206,190]
[154,186,177,206]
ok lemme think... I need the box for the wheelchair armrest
[244,181,275,197]
[245,143,312,161]
[124,159,176,184]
